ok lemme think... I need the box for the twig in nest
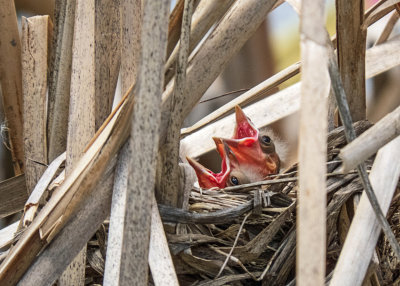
[255,227,295,281]
[215,212,251,279]
[219,171,361,193]
[209,245,257,280]
[159,200,253,224]
[266,160,343,179]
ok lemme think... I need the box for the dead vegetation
[0,0,399,285]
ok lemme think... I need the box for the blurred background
[2,0,400,180]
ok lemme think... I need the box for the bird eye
[261,135,271,144]
[258,134,276,154]
[230,176,239,185]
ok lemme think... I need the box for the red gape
[186,146,231,189]
[187,106,281,189]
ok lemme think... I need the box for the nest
[82,121,400,285]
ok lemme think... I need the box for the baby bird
[187,106,281,189]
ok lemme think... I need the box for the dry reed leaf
[180,252,234,276]
[298,3,330,279]
[108,156,183,286]
[0,0,25,174]
[364,0,400,28]
[0,222,18,249]
[47,0,75,162]
[87,248,104,276]
[48,170,65,190]
[104,0,142,277]
[102,143,129,285]
[21,16,50,193]
[374,10,400,45]
[149,197,180,286]
[94,0,120,130]
[62,0,96,281]
[366,35,400,78]
[330,137,400,286]
[168,233,230,246]
[118,0,170,284]
[17,162,116,286]
[22,152,66,227]
[336,0,366,121]
[120,0,141,94]
[66,0,96,170]
[340,105,400,172]
[0,175,28,219]
[164,0,235,85]
[103,0,142,278]
[0,84,134,285]
[157,0,195,208]
[167,0,185,58]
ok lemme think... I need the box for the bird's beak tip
[234,105,247,124]
[212,137,222,145]
[233,106,258,139]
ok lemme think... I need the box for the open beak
[186,153,231,189]
[216,136,264,169]
[233,105,258,139]
[212,137,225,158]
[216,105,280,180]
[186,105,280,188]
[218,136,279,180]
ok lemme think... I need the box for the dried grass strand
[215,212,250,279]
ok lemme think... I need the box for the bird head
[186,105,281,189]
[213,105,281,185]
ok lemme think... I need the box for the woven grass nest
[83,121,400,286]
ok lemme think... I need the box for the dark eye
[230,176,239,185]
[261,135,271,144]
[259,134,276,154]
